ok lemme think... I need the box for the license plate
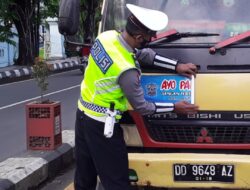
[173,164,234,182]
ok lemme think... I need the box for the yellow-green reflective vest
[78,30,137,119]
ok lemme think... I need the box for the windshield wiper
[209,30,250,54]
[151,29,179,42]
[150,29,219,44]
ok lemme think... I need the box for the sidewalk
[0,57,79,190]
[0,131,75,190]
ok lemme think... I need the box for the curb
[0,68,32,80]
[48,58,80,72]
[0,130,75,190]
[0,57,81,84]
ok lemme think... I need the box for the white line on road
[0,84,80,110]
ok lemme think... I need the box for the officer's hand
[176,63,197,78]
[174,101,199,115]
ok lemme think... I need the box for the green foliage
[32,57,50,103]
[42,0,59,19]
[0,0,59,65]
[0,0,17,45]
[0,0,102,64]
[0,24,17,45]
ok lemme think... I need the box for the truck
[59,0,250,189]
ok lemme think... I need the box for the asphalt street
[39,163,75,190]
[0,69,83,162]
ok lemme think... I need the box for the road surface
[0,70,83,161]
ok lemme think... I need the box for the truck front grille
[145,120,250,144]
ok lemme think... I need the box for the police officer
[74,4,199,190]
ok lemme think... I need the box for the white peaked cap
[126,4,168,31]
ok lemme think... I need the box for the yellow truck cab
[99,0,250,189]
[59,0,250,189]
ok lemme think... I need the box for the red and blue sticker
[141,75,194,103]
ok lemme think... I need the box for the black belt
[79,97,122,115]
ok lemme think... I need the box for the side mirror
[58,0,80,35]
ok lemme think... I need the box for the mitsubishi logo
[196,128,213,143]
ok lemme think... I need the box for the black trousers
[74,109,131,190]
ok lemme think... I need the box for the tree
[0,0,102,65]
[0,0,17,45]
[81,0,100,43]
[0,0,59,66]
[32,57,49,103]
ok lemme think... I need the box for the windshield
[102,0,250,43]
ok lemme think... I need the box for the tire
[58,0,80,35]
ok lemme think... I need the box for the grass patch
[39,48,44,59]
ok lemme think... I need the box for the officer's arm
[118,69,174,115]
[136,48,178,71]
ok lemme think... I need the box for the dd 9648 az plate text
[174,164,234,182]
